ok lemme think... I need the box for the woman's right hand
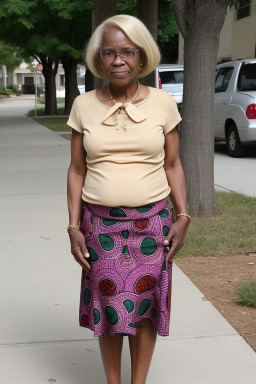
[69,229,91,274]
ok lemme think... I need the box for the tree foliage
[116,0,179,62]
[158,0,179,62]
[0,0,93,63]
[117,0,137,15]
[0,0,179,112]
[0,41,24,69]
[0,0,180,101]
[0,0,93,113]
[158,0,179,42]
[43,0,93,59]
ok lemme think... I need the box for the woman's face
[99,27,141,87]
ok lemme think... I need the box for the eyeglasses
[99,49,140,62]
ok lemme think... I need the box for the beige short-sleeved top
[67,86,181,207]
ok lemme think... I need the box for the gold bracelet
[67,224,80,233]
[177,213,191,221]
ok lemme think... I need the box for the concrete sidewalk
[1,97,256,384]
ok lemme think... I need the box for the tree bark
[92,0,117,90]
[171,0,228,216]
[137,0,158,41]
[62,57,80,115]
[137,0,158,87]
[92,0,116,31]
[41,57,58,115]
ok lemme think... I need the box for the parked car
[214,59,256,157]
[56,85,85,98]
[139,64,184,104]
[155,64,184,105]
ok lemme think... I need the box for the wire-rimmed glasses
[99,49,140,62]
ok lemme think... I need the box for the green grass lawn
[34,117,70,131]
[28,107,66,117]
[27,97,65,116]
[37,97,65,104]
[177,191,256,258]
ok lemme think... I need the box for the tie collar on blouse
[101,102,147,130]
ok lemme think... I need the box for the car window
[159,70,183,84]
[215,67,234,93]
[237,63,256,91]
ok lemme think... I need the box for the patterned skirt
[79,197,174,337]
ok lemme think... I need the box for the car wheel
[226,124,246,157]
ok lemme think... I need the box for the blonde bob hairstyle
[86,14,161,79]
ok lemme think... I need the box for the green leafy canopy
[0,41,25,69]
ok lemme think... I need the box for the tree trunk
[171,0,228,217]
[62,57,80,115]
[92,0,116,31]
[137,0,158,41]
[92,0,116,89]
[41,57,58,115]
[181,34,218,216]
[137,0,158,87]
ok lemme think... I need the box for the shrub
[237,280,256,307]
[0,88,12,95]
[7,84,18,93]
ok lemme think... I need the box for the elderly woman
[67,14,190,384]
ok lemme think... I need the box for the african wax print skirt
[79,197,174,336]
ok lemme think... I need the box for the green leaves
[0,1,182,73]
[0,0,92,62]
[0,41,24,69]
[44,0,93,19]
[158,0,179,42]
[117,0,137,15]
[0,0,37,18]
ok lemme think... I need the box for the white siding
[217,8,233,62]
[232,0,256,59]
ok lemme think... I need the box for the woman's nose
[112,54,125,64]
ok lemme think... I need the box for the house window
[236,0,251,21]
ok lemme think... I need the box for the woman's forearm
[67,166,87,225]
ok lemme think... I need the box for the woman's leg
[99,334,124,384]
[128,319,157,384]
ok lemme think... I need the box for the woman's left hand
[163,216,190,262]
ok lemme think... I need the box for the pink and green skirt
[79,197,174,337]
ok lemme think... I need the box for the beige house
[7,62,45,93]
[3,61,64,93]
[0,61,85,93]
[178,0,256,64]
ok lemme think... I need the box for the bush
[0,88,12,95]
[237,280,256,307]
[7,84,18,93]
